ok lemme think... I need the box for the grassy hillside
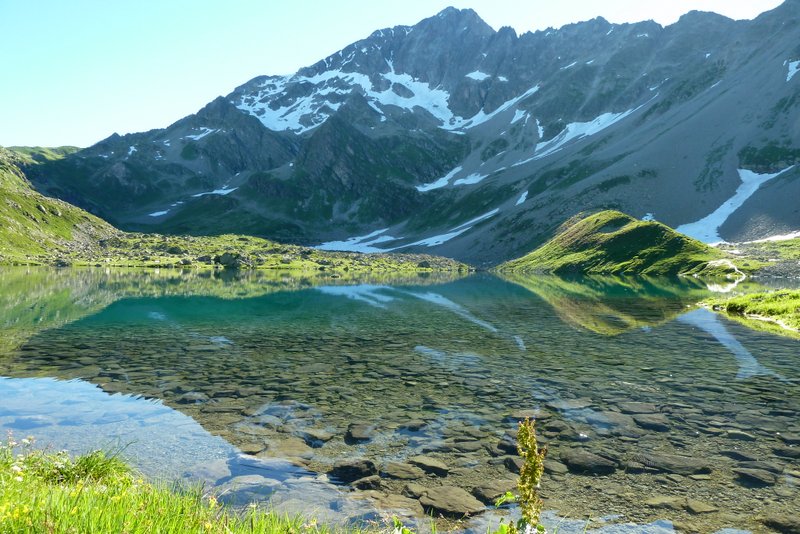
[0,147,118,262]
[497,210,733,276]
[0,147,467,273]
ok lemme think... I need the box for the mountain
[1,147,465,272]
[22,2,800,266]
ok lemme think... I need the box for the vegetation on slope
[496,210,732,276]
[0,147,467,273]
[706,290,800,338]
[0,148,118,261]
[0,436,360,533]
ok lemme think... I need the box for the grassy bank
[0,436,364,533]
[705,290,800,338]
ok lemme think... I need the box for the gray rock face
[27,2,800,263]
[419,486,485,517]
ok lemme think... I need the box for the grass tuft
[0,434,374,533]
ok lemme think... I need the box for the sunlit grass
[706,289,800,335]
[0,435,377,533]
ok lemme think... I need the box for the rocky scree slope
[23,2,800,266]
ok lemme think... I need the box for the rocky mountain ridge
[19,1,800,266]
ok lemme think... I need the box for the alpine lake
[1,267,798,533]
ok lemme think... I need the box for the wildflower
[10,465,22,473]
[14,476,23,482]
[208,496,218,509]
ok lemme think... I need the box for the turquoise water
[0,267,797,532]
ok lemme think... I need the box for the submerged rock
[329,459,378,483]
[408,455,450,476]
[632,452,712,475]
[419,486,485,517]
[471,479,517,504]
[381,462,425,480]
[345,423,374,443]
[560,448,617,475]
[733,467,777,486]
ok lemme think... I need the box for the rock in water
[419,486,485,517]
[560,448,617,475]
[632,452,712,475]
[408,455,450,476]
[345,423,374,443]
[329,459,377,483]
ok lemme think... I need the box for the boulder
[408,455,450,476]
[419,486,485,517]
[560,448,617,475]
[329,459,377,483]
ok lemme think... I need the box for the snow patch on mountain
[235,64,458,134]
[516,191,528,206]
[316,208,500,253]
[184,128,219,141]
[453,173,488,186]
[236,64,541,135]
[148,210,169,217]
[677,167,795,244]
[416,166,463,192]
[515,106,640,166]
[191,186,238,198]
[400,208,500,248]
[466,71,491,81]
[786,60,800,82]
[446,84,540,130]
[316,228,399,253]
[511,110,527,124]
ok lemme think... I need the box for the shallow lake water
[0,267,798,533]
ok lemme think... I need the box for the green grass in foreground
[0,436,365,533]
[706,290,800,337]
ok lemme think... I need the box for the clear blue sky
[0,0,784,148]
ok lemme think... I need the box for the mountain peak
[435,6,479,19]
[429,6,493,32]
